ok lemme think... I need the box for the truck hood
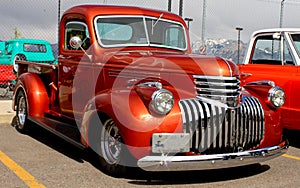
[101,51,240,78]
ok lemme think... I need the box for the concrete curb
[0,100,15,124]
[0,114,15,124]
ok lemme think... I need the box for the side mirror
[0,51,2,55]
[69,36,92,62]
[69,36,83,50]
[273,33,281,40]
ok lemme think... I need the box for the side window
[65,21,90,50]
[23,44,46,52]
[290,34,300,61]
[283,40,294,65]
[252,34,294,65]
[5,42,12,54]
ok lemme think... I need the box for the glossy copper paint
[13,5,285,160]
[15,72,49,117]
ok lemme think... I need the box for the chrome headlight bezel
[268,86,285,108]
[150,89,174,115]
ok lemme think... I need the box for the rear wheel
[15,90,30,133]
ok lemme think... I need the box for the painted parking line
[282,154,300,161]
[0,150,46,188]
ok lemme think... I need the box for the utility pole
[201,0,207,43]
[280,0,285,28]
[58,0,61,46]
[168,0,172,12]
[179,0,183,17]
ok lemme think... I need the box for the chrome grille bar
[196,87,240,93]
[179,96,264,154]
[193,75,241,107]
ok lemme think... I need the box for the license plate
[152,133,190,153]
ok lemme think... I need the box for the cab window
[65,21,90,50]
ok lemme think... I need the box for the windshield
[94,16,187,51]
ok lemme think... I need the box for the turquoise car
[0,38,56,73]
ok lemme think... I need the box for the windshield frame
[94,15,188,51]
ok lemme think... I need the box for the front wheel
[89,116,136,177]
[15,90,30,133]
[100,119,123,166]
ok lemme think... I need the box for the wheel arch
[13,72,49,118]
[80,92,114,147]
[79,89,178,159]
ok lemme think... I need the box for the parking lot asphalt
[0,89,300,187]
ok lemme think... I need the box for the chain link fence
[0,0,203,94]
[1,0,299,97]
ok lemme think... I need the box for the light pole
[184,18,193,29]
[236,27,243,64]
[280,0,285,28]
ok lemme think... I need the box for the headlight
[150,89,174,115]
[268,86,285,108]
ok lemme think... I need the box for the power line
[258,0,300,5]
[258,0,300,27]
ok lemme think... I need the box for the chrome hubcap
[101,119,122,165]
[17,96,26,127]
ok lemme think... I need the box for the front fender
[243,80,275,103]
[13,72,49,117]
[242,81,283,147]
[81,89,182,159]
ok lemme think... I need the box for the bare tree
[13,28,21,39]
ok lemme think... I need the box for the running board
[28,116,86,150]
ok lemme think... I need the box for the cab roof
[252,28,300,37]
[63,4,185,25]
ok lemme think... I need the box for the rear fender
[13,72,49,117]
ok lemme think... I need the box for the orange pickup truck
[238,28,300,131]
[13,5,287,177]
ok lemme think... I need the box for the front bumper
[137,140,288,172]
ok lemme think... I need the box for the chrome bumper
[137,141,288,172]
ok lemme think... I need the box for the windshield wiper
[151,13,164,35]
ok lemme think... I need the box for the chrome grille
[179,96,264,154]
[193,75,241,107]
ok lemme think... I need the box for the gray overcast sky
[1,0,300,44]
